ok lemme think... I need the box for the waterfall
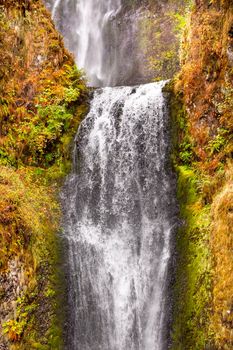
[62,82,177,350]
[44,0,178,348]
[45,0,150,87]
[46,0,122,86]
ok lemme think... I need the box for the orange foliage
[175,1,233,348]
[211,167,233,348]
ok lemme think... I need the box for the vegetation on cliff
[138,0,193,81]
[169,0,233,348]
[0,1,88,349]
[1,0,232,349]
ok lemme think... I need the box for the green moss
[0,166,67,349]
[166,81,213,349]
[138,1,193,81]
[207,128,229,155]
[164,81,194,166]
[171,166,212,349]
[166,0,233,348]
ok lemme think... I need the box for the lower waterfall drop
[62,82,177,350]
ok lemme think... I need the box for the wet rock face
[0,259,27,349]
[45,0,187,86]
[229,25,233,38]
[227,25,233,66]
[227,46,233,66]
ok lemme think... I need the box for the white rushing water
[62,82,177,350]
[45,0,149,87]
[48,0,122,86]
[72,0,122,86]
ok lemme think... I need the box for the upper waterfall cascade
[45,0,147,87]
[62,82,177,350]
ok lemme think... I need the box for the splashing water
[61,82,177,350]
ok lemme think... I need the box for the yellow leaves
[0,103,9,119]
[0,166,60,270]
[0,2,80,347]
[3,319,23,342]
[210,165,233,347]
[15,106,28,121]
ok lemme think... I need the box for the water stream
[62,82,177,350]
[45,1,178,349]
